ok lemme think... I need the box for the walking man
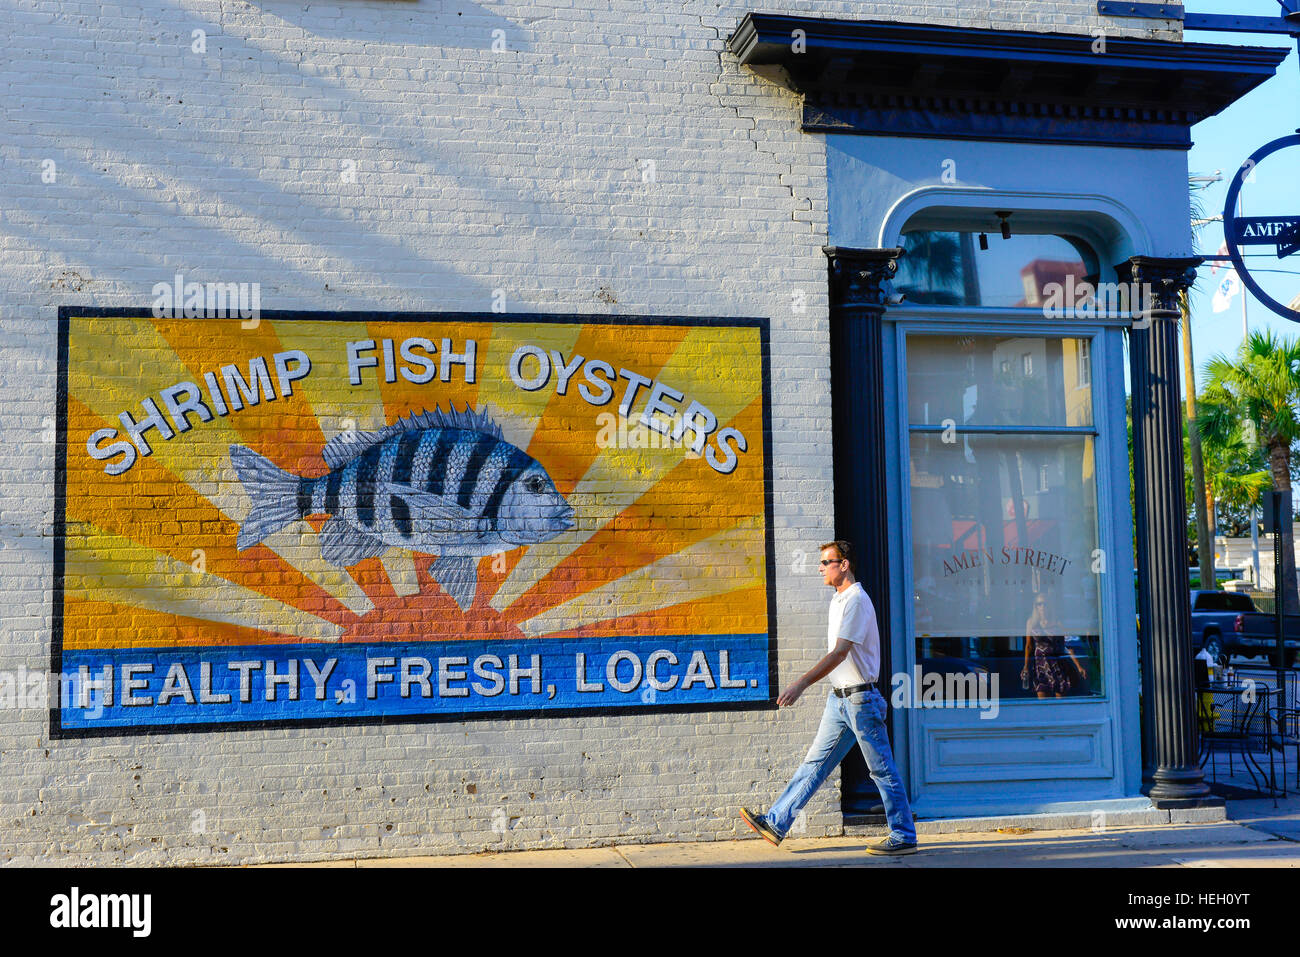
[740,540,918,855]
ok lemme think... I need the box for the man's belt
[833,682,875,698]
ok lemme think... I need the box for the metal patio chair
[1198,683,1279,805]
[1269,707,1300,793]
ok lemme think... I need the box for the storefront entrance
[841,221,1142,818]
[731,7,1285,823]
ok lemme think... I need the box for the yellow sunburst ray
[64,525,346,642]
[267,320,390,440]
[515,516,766,637]
[491,327,760,612]
[379,549,421,598]
[68,317,375,616]
[475,323,584,451]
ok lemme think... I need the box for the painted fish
[230,404,575,609]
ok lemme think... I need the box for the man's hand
[778,678,806,707]
[778,639,854,708]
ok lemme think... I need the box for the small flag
[1211,242,1228,275]
[1213,268,1240,313]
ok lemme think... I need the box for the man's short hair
[820,540,853,572]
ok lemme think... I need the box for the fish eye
[524,474,545,493]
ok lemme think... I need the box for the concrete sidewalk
[255,790,1300,867]
[251,755,1300,868]
[253,818,1299,868]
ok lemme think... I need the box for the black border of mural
[51,308,779,738]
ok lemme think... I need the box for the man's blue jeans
[764,686,916,844]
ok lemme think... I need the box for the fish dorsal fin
[323,403,503,469]
[409,402,503,440]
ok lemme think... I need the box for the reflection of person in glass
[1020,593,1087,698]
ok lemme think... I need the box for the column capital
[823,246,906,308]
[1116,255,1204,318]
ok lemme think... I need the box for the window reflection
[906,336,1093,429]
[917,636,1100,701]
[1022,594,1095,699]
[907,336,1104,703]
[894,231,1100,309]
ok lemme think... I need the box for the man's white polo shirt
[827,581,880,689]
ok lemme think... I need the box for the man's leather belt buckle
[833,683,874,698]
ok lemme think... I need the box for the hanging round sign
[1223,133,1300,324]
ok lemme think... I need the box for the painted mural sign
[53,311,775,735]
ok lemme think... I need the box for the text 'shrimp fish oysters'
[229,404,575,610]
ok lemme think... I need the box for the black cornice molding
[729,14,1290,147]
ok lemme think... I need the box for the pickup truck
[1190,590,1300,667]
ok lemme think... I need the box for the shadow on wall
[4,0,789,316]
[1,1,561,311]
[243,0,534,52]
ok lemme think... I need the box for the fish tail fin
[230,445,302,550]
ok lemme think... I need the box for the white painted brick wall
[0,0,1175,865]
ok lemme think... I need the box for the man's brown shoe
[739,807,783,846]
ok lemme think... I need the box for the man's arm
[777,638,855,707]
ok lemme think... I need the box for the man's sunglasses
[819,558,846,567]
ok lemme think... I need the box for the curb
[845,805,1226,837]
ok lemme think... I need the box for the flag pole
[1239,191,1249,340]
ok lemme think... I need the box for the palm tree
[1200,420,1271,537]
[895,232,964,305]
[1199,329,1300,614]
[1184,181,1217,584]
[1180,289,1214,586]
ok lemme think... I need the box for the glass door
[896,329,1127,815]
[906,334,1103,702]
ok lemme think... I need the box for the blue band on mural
[58,635,770,731]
